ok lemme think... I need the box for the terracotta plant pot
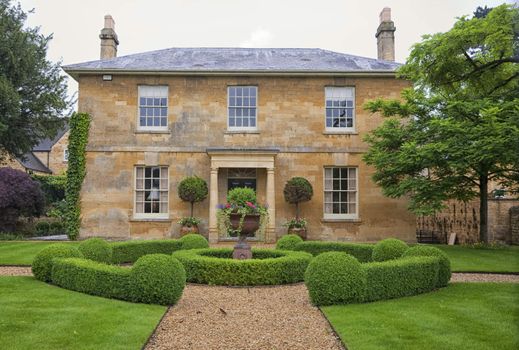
[288,227,307,240]
[229,213,260,236]
[180,225,199,236]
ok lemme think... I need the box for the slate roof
[16,152,51,174]
[63,48,401,76]
[32,124,69,152]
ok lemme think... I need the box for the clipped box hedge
[291,241,374,263]
[363,256,440,302]
[172,248,313,286]
[111,239,183,264]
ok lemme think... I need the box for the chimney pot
[99,14,119,60]
[375,7,396,61]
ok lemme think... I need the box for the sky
[17,0,516,102]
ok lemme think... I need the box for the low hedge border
[111,239,183,264]
[50,254,186,305]
[290,241,374,263]
[172,248,313,286]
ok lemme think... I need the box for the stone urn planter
[288,227,307,240]
[229,213,260,259]
[180,225,199,236]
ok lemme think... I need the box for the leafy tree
[283,177,313,220]
[363,5,519,243]
[0,167,45,231]
[0,0,70,161]
[177,176,208,217]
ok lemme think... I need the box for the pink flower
[246,202,256,208]
[225,203,231,208]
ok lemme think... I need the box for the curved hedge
[291,241,374,263]
[304,252,366,306]
[402,246,451,287]
[79,238,113,263]
[111,239,183,264]
[372,238,408,262]
[276,234,303,250]
[32,244,84,282]
[172,248,312,286]
[179,234,209,250]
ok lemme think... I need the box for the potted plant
[177,176,208,235]
[283,177,313,239]
[218,187,268,259]
[177,217,201,236]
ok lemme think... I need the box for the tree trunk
[190,202,194,218]
[479,175,489,243]
[295,202,300,221]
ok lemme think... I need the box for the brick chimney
[375,7,396,61]
[99,15,119,60]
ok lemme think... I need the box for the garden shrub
[172,248,312,286]
[276,234,303,250]
[32,244,83,282]
[111,239,182,264]
[403,246,451,287]
[226,187,256,206]
[79,238,113,263]
[32,174,66,205]
[177,176,208,217]
[179,234,209,250]
[293,241,374,262]
[129,254,186,305]
[304,252,367,306]
[35,221,51,236]
[51,258,131,300]
[283,177,313,219]
[372,238,409,262]
[363,256,440,302]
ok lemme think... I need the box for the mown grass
[0,241,79,265]
[0,276,166,350]
[323,283,519,350]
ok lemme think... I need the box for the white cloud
[240,28,273,48]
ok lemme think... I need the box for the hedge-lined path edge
[144,283,344,350]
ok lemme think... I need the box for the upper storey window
[138,86,168,131]
[325,87,355,131]
[228,86,257,130]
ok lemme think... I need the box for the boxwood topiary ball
[32,244,83,282]
[372,238,409,262]
[78,238,113,263]
[403,246,451,287]
[129,254,186,305]
[179,234,209,250]
[276,234,303,250]
[304,252,366,306]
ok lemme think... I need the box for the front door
[227,178,257,192]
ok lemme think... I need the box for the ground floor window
[324,167,357,219]
[135,166,168,218]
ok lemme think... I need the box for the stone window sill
[322,131,359,135]
[224,130,260,135]
[129,218,172,223]
[321,218,362,223]
[134,129,171,134]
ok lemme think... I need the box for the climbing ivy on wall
[65,112,91,240]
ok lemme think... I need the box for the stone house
[0,126,69,175]
[62,9,416,243]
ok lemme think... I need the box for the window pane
[341,168,347,178]
[250,97,256,106]
[160,117,167,127]
[144,202,151,213]
[333,203,340,213]
[325,168,332,179]
[145,168,151,177]
[250,108,256,117]
[140,117,146,126]
[139,107,146,116]
[160,192,168,201]
[229,118,235,126]
[229,108,235,117]
[161,98,167,106]
[333,179,340,190]
[243,118,249,127]
[349,203,356,214]
[324,203,332,213]
[349,168,356,178]
[348,179,356,189]
[140,97,146,106]
[146,98,153,105]
[160,202,168,213]
[250,118,256,127]
[161,107,167,116]
[229,88,236,97]
[333,168,340,178]
[153,117,160,126]
[333,192,340,202]
[236,118,242,127]
[324,192,332,202]
[153,98,160,106]
[136,202,144,213]
[152,167,160,178]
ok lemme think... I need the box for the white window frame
[137,85,169,132]
[227,86,258,131]
[323,166,358,220]
[133,166,169,220]
[324,87,356,132]
[63,148,69,162]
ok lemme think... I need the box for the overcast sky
[18,0,515,102]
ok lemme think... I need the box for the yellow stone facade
[77,74,416,242]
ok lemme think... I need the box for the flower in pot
[177,217,201,236]
[177,176,208,235]
[283,218,308,240]
[283,177,313,239]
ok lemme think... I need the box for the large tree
[363,4,519,243]
[0,0,70,160]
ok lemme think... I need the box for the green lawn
[323,283,519,350]
[0,276,166,350]
[0,241,79,265]
[432,244,519,273]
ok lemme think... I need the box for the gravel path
[145,283,344,350]
[451,272,519,283]
[0,266,32,276]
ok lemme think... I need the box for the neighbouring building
[0,126,69,175]
[62,9,416,242]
